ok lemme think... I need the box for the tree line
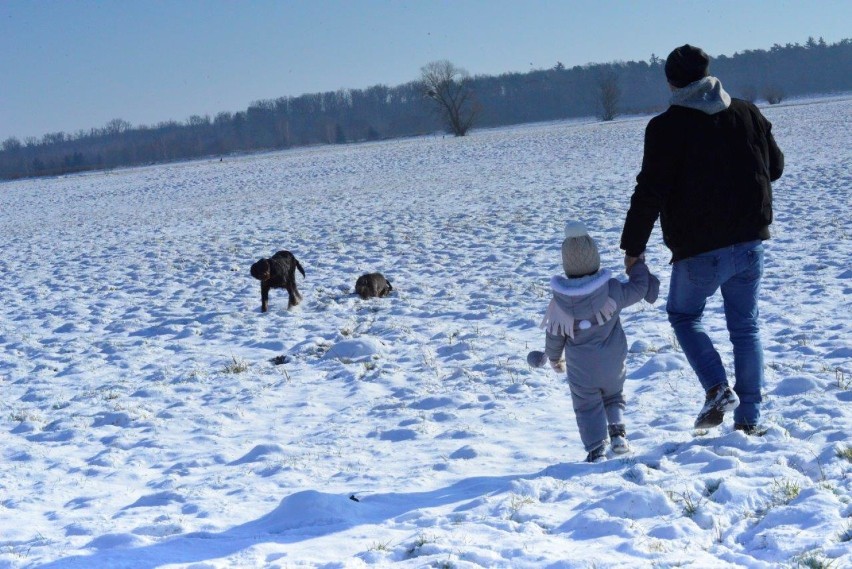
[2,37,849,181]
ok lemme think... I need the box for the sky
[1,0,849,142]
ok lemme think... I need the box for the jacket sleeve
[544,331,567,362]
[610,261,652,310]
[764,117,784,181]
[620,117,673,257]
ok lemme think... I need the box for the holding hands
[624,253,645,273]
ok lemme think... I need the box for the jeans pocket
[743,246,764,277]
[686,255,718,286]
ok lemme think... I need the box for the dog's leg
[286,282,300,308]
[261,282,270,312]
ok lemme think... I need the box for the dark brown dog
[250,250,305,312]
[355,272,393,299]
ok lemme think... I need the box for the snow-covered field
[1,97,850,569]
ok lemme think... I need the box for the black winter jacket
[620,96,784,262]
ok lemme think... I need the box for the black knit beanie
[665,44,710,88]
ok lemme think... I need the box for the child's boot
[608,424,630,454]
[585,442,608,463]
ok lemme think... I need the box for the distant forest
[2,37,850,181]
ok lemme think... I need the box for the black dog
[250,250,305,312]
[355,272,393,299]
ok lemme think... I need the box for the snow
[1,96,850,568]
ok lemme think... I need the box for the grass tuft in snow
[752,477,804,520]
[712,518,725,544]
[505,493,537,522]
[406,532,437,557]
[791,549,837,568]
[836,368,850,390]
[222,355,250,374]
[771,477,802,504]
[367,539,394,552]
[9,409,41,424]
[667,489,704,518]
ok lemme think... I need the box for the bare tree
[597,72,620,121]
[420,60,478,136]
[186,114,211,127]
[740,84,758,103]
[104,118,132,136]
[41,132,67,145]
[2,137,22,152]
[764,85,785,105]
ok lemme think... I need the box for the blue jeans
[667,241,764,425]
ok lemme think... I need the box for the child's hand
[549,358,566,373]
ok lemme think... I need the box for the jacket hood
[670,76,731,115]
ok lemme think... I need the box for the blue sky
[1,0,849,141]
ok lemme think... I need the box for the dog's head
[354,275,369,298]
[355,272,391,299]
[250,258,271,281]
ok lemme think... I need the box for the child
[528,221,659,463]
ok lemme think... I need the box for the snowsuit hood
[541,270,617,339]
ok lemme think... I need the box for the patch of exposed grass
[791,549,837,568]
[772,477,801,504]
[222,356,249,374]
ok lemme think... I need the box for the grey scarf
[670,76,731,115]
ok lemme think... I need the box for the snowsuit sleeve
[544,330,567,363]
[608,261,653,310]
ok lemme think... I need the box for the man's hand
[624,254,642,273]
[549,358,566,373]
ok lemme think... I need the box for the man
[620,44,784,433]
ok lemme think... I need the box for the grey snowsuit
[542,261,656,452]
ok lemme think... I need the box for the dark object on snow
[527,350,548,368]
[355,272,393,299]
[270,355,291,365]
[250,250,306,312]
[349,494,360,502]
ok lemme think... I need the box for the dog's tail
[295,258,306,278]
